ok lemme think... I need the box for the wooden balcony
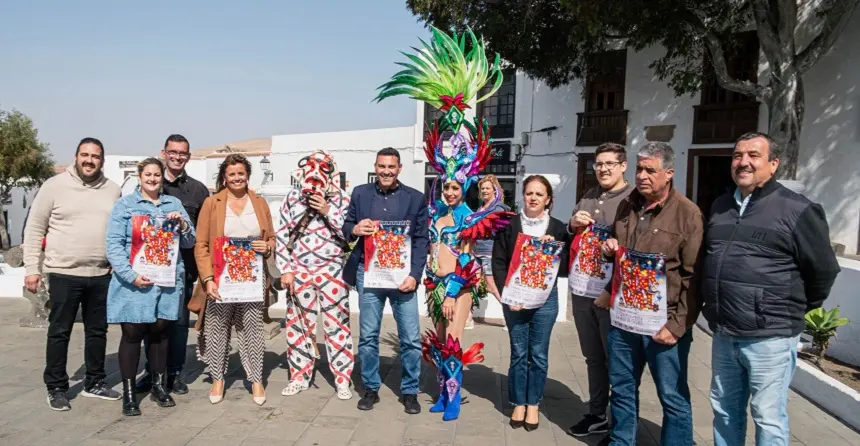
[692,102,760,144]
[576,109,628,146]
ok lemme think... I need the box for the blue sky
[0,1,429,160]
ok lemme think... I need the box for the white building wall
[271,126,424,194]
[514,14,860,254]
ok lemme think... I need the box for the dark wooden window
[576,153,598,202]
[694,31,761,144]
[477,69,516,139]
[577,50,628,146]
[423,102,448,140]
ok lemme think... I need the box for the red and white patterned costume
[276,151,354,398]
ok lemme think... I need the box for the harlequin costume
[275,150,354,399]
[375,26,515,420]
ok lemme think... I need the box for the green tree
[0,109,55,249]
[406,0,860,180]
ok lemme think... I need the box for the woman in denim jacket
[105,158,195,416]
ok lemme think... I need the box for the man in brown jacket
[595,142,704,446]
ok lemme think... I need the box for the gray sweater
[23,165,120,277]
[571,182,633,227]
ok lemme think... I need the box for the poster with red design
[363,221,411,289]
[130,215,180,287]
[609,247,668,336]
[568,223,614,298]
[212,236,264,303]
[501,234,565,309]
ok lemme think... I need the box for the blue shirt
[342,181,429,286]
[733,188,752,217]
[105,190,196,323]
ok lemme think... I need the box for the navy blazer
[342,182,429,287]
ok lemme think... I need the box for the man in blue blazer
[343,147,428,415]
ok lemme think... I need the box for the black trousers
[43,273,111,392]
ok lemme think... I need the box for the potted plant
[804,307,851,367]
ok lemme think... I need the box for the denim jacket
[105,190,196,308]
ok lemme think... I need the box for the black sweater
[701,179,841,337]
[491,214,571,296]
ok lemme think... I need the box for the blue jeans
[144,277,193,375]
[608,327,693,446]
[503,287,559,406]
[710,334,799,446]
[356,269,422,395]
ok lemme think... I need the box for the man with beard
[24,137,122,411]
[343,147,428,414]
[134,134,209,395]
[276,150,354,399]
[702,132,840,446]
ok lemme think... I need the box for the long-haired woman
[189,154,276,406]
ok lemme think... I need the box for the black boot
[134,372,153,393]
[122,379,141,416]
[149,373,176,408]
[168,374,189,395]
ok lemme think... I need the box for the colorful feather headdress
[374,26,503,192]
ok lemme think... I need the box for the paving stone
[0,298,858,445]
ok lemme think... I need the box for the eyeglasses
[165,150,190,159]
[593,161,621,170]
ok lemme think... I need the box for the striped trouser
[284,268,354,388]
[200,301,265,382]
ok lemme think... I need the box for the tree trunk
[0,205,9,250]
[765,70,804,181]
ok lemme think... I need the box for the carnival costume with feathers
[375,26,515,421]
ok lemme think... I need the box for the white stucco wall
[271,126,425,194]
[824,257,860,367]
[513,14,860,254]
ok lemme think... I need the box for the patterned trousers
[285,267,354,388]
[199,301,265,383]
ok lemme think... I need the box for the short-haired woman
[189,154,276,406]
[106,158,196,416]
[492,175,570,431]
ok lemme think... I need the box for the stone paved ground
[0,298,858,445]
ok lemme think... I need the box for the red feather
[462,342,485,365]
[425,121,442,175]
[461,211,516,242]
[454,258,481,289]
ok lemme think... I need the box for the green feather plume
[374,26,503,109]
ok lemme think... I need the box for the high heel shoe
[209,380,224,404]
[523,421,539,432]
[252,383,266,406]
[509,418,524,429]
[150,373,176,408]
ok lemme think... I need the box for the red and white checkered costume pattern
[276,188,354,387]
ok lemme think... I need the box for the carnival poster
[609,247,668,336]
[568,223,614,298]
[212,236,264,303]
[363,220,411,289]
[501,233,565,309]
[129,215,180,287]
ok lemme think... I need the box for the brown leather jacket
[612,187,705,337]
[188,189,276,330]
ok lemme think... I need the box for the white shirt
[520,210,550,237]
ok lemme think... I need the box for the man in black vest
[136,134,209,394]
[701,132,840,446]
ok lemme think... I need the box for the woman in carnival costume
[374,26,515,421]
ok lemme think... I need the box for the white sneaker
[336,385,353,400]
[465,317,475,330]
[281,381,309,396]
